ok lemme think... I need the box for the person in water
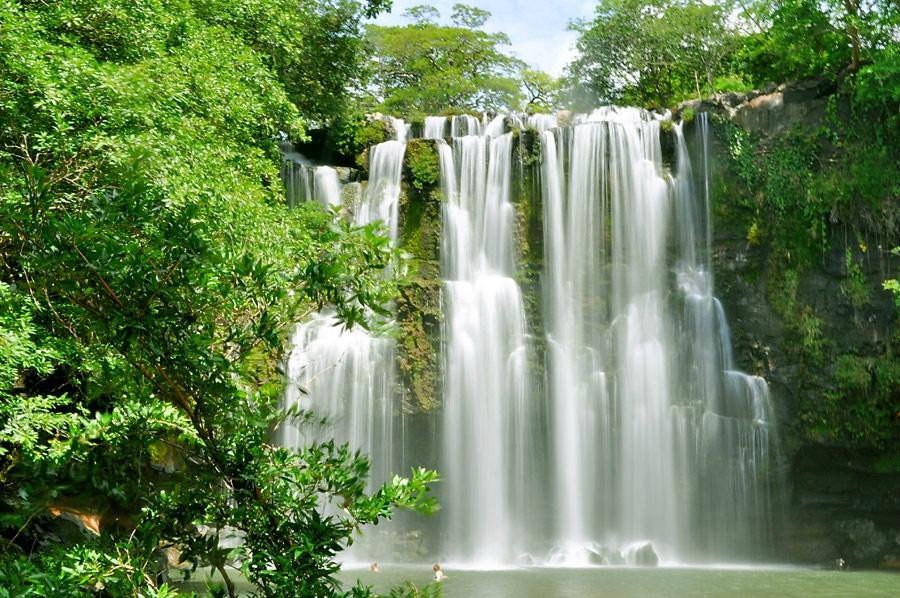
[432,563,447,582]
[369,562,379,572]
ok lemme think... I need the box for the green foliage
[566,0,899,113]
[366,5,524,115]
[768,269,826,363]
[732,1,899,88]
[715,85,898,454]
[0,1,438,596]
[404,141,440,192]
[328,113,393,162]
[566,0,736,108]
[816,354,900,448]
[381,581,442,598]
[885,248,900,310]
[521,69,562,112]
[713,74,754,94]
[190,0,393,125]
[719,115,898,268]
[730,0,849,86]
[841,248,870,308]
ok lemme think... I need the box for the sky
[370,0,597,76]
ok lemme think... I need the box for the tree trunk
[842,0,861,74]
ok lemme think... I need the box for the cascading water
[439,126,531,565]
[279,143,343,208]
[424,116,447,140]
[279,109,780,567]
[280,124,407,510]
[538,109,779,563]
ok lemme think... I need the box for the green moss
[404,139,440,192]
[815,353,900,449]
[718,117,899,269]
[872,453,900,474]
[660,118,675,133]
[768,267,825,364]
[841,248,870,309]
[681,107,695,123]
[395,175,443,412]
[395,277,442,413]
[511,127,546,389]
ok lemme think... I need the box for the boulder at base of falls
[631,542,659,567]
[588,546,626,566]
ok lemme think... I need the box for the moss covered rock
[395,140,444,412]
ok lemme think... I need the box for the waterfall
[542,119,616,558]
[280,162,342,208]
[279,109,780,566]
[538,109,779,562]
[280,128,408,501]
[424,116,447,139]
[439,130,530,565]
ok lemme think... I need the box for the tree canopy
[365,4,526,115]
[566,0,900,109]
[0,1,437,596]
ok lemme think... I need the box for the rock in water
[632,543,659,567]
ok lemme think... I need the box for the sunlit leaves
[1,1,435,596]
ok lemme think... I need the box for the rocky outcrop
[629,542,660,567]
[690,81,900,568]
[396,140,443,413]
[675,78,838,136]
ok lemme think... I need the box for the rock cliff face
[684,82,899,568]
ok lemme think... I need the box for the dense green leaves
[567,0,737,108]
[567,0,900,109]
[1,1,438,596]
[365,4,524,116]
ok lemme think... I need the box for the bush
[404,140,440,192]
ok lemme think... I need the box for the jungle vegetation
[0,0,898,596]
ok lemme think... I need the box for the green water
[334,565,899,597]
[182,565,899,596]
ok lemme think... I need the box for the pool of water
[334,565,899,597]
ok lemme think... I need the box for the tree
[450,3,490,28]
[566,0,736,108]
[404,4,440,24]
[366,4,524,115]
[191,0,391,126]
[521,68,563,113]
[0,1,437,596]
[731,0,900,87]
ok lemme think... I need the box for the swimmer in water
[432,563,447,582]
[370,562,379,572]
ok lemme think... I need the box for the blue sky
[370,1,597,76]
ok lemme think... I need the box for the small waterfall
[279,156,342,208]
[450,114,482,137]
[280,312,395,486]
[280,126,409,563]
[313,167,342,208]
[527,113,558,131]
[280,146,313,207]
[356,139,406,241]
[424,116,447,139]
